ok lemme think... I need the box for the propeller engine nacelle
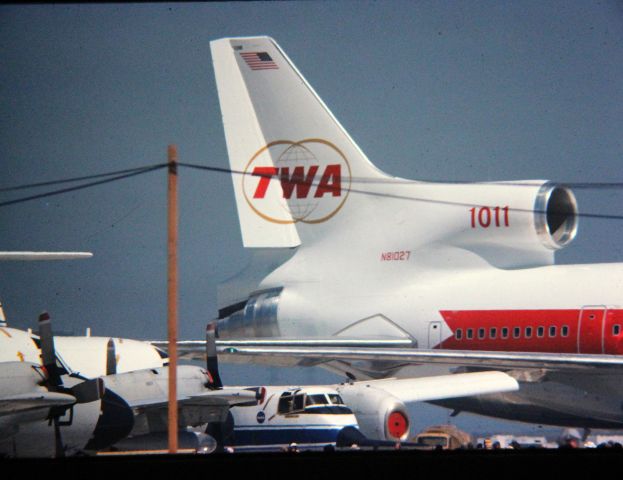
[336,383,410,442]
[53,335,168,378]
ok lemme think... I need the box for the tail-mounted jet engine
[412,180,579,268]
[421,181,579,251]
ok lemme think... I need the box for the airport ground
[7,447,623,477]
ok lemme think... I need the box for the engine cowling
[419,181,577,248]
[533,183,578,249]
[407,180,579,268]
[335,383,410,442]
[53,335,168,378]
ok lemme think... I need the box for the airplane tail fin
[210,37,389,248]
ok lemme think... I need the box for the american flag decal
[240,51,279,70]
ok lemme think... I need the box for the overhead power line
[2,161,623,221]
[179,162,623,190]
[0,164,167,208]
[0,165,167,193]
[179,162,623,221]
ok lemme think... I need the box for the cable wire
[0,164,167,208]
[179,162,623,221]
[0,164,167,193]
[2,161,623,221]
[179,162,623,190]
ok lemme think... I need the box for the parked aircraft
[213,385,359,451]
[0,251,261,456]
[197,327,517,449]
[0,313,259,457]
[1,307,259,457]
[0,312,130,457]
[0,250,167,377]
[175,36,623,433]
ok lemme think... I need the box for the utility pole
[167,144,178,453]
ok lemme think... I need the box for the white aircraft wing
[213,342,623,372]
[126,388,258,411]
[0,391,76,417]
[126,387,258,427]
[0,361,77,424]
[101,365,260,429]
[349,371,519,403]
[159,338,415,362]
[157,338,623,371]
[0,252,93,261]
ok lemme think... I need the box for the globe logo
[242,139,351,224]
[276,143,318,221]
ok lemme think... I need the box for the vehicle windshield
[305,394,329,406]
[278,391,354,415]
[327,394,345,405]
[303,405,354,415]
[418,436,449,447]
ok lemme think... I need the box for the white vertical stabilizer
[210,37,389,248]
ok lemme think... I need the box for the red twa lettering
[252,167,278,199]
[314,164,341,198]
[280,165,318,199]
[252,164,342,199]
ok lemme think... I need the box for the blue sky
[1,1,623,435]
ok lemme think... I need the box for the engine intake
[336,383,410,442]
[534,183,578,249]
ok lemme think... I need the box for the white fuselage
[211,36,623,430]
[217,181,623,428]
[226,386,359,451]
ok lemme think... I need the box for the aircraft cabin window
[478,328,485,339]
[278,393,294,414]
[490,327,497,339]
[501,327,509,339]
[561,326,569,337]
[306,394,329,406]
[525,327,533,339]
[456,328,463,340]
[613,325,621,336]
[513,327,521,339]
[328,394,345,405]
[537,326,544,338]
[466,328,474,340]
[549,326,557,337]
[293,394,305,412]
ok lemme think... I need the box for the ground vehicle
[414,425,472,450]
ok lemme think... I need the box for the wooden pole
[167,144,178,453]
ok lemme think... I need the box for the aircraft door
[603,309,620,354]
[428,321,443,349]
[578,306,606,354]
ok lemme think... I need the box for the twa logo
[242,139,352,224]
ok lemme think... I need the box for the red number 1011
[470,206,509,228]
